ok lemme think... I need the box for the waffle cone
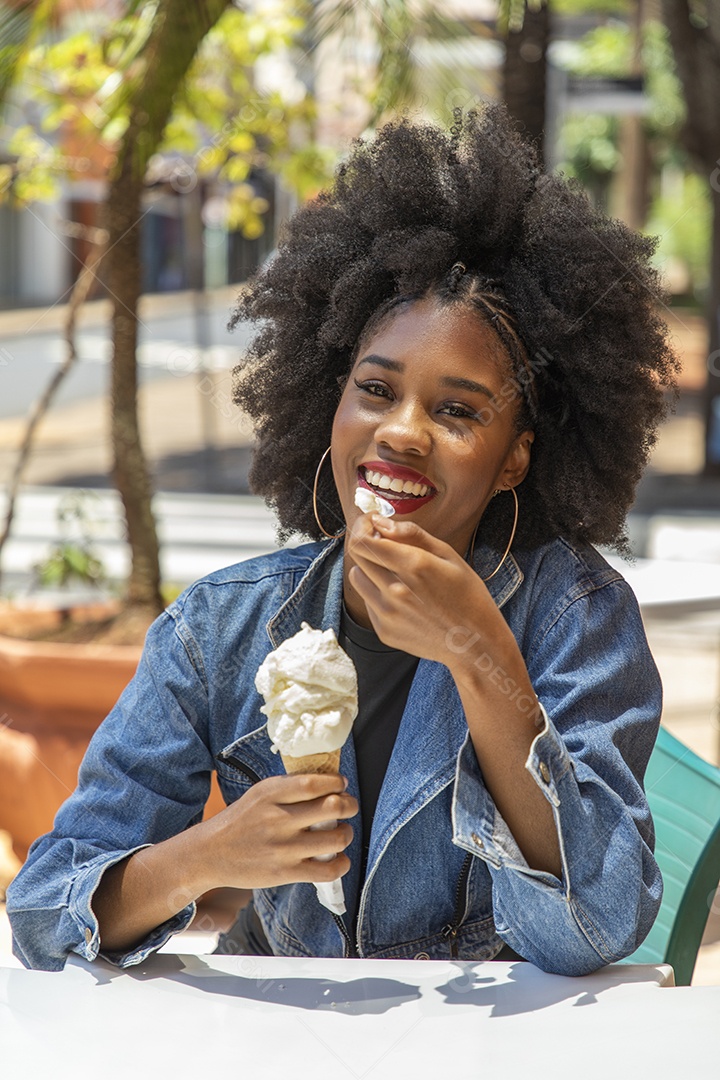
[280,748,342,775]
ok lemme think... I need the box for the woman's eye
[354,378,392,399]
[440,403,476,419]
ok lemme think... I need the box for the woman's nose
[374,398,432,455]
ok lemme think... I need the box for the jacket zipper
[216,753,263,786]
[332,912,357,958]
[441,852,472,959]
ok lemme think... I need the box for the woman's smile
[357,460,437,513]
[332,295,534,556]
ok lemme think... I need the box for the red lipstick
[357,462,437,516]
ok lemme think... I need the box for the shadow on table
[100,953,422,1016]
[437,961,615,1016]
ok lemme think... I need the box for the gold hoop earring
[466,487,519,581]
[312,446,346,539]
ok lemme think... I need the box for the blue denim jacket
[8,536,662,974]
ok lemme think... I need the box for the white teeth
[362,469,430,498]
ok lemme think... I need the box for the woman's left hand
[348,512,560,876]
[346,512,508,668]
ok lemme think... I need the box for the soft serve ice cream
[255,623,358,914]
[256,622,358,761]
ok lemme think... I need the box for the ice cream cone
[255,623,356,917]
[280,748,342,776]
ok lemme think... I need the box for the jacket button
[84,927,93,945]
[471,832,484,850]
[414,952,430,961]
[539,762,551,783]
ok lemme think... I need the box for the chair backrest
[623,726,720,984]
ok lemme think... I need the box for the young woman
[8,107,678,975]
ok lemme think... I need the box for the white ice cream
[255,622,358,756]
[354,486,396,517]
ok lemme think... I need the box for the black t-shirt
[338,604,420,876]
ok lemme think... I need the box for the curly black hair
[231,105,678,553]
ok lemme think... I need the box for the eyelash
[353,379,478,420]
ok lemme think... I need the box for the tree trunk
[661,0,720,474]
[614,0,649,231]
[103,171,160,610]
[703,183,720,472]
[502,0,550,168]
[103,0,232,615]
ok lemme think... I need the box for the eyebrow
[357,354,495,398]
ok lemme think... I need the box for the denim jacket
[8,536,662,975]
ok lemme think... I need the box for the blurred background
[1,0,720,978]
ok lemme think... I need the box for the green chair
[623,726,720,984]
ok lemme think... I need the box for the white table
[606,554,720,617]
[2,955,718,1079]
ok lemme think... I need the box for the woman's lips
[357,465,437,515]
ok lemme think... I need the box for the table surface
[606,554,720,615]
[2,955,718,1079]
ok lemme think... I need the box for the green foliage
[311,0,462,126]
[645,171,711,297]
[560,113,619,180]
[497,0,547,34]
[33,492,107,591]
[551,0,629,13]
[1,0,333,237]
[641,19,685,145]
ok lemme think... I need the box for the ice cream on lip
[354,486,395,517]
[356,459,437,515]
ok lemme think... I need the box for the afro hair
[231,105,678,554]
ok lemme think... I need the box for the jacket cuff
[68,847,196,968]
[451,704,570,878]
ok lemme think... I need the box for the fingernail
[372,514,393,529]
[341,775,349,790]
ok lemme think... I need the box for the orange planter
[0,605,224,861]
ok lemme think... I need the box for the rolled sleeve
[452,706,569,873]
[72,848,196,969]
[452,578,663,976]
[7,609,213,971]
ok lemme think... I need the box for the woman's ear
[500,430,534,488]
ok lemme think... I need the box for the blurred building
[0,0,281,309]
[2,0,660,311]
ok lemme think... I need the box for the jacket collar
[266,537,345,648]
[267,536,523,647]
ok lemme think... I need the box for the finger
[263,773,348,805]
[349,550,427,617]
[346,512,385,562]
[347,551,399,593]
[300,851,352,883]
[300,821,354,860]
[371,515,446,549]
[348,516,446,573]
[347,564,391,621]
[290,791,359,827]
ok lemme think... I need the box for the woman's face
[331,296,534,557]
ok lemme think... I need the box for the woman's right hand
[93,774,357,954]
[198,774,358,891]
